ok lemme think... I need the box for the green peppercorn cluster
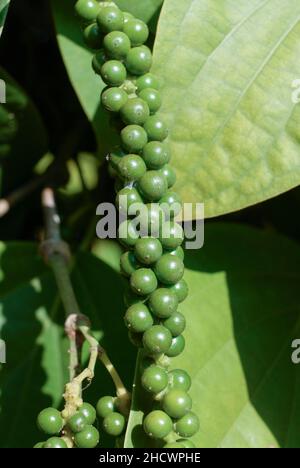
[35,403,99,448]
[35,396,127,448]
[73,0,199,448]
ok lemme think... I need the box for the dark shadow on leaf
[184,222,300,448]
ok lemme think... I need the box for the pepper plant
[0,0,300,449]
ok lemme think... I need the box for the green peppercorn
[148,288,178,318]
[75,0,100,22]
[67,412,87,433]
[79,403,97,425]
[168,246,185,261]
[159,164,176,188]
[143,410,173,439]
[116,187,143,216]
[84,22,102,49]
[144,116,169,142]
[33,442,45,448]
[120,98,150,125]
[121,125,148,152]
[96,396,115,418]
[168,279,189,303]
[162,389,192,419]
[130,268,158,296]
[97,5,124,32]
[37,408,63,435]
[143,325,172,354]
[178,438,196,448]
[166,335,185,357]
[139,88,162,114]
[44,437,67,449]
[163,311,186,337]
[123,12,134,23]
[174,412,199,438]
[120,251,140,277]
[128,330,144,348]
[110,147,126,169]
[101,87,128,112]
[136,73,160,91]
[92,49,107,74]
[103,412,125,436]
[169,369,192,391]
[74,425,100,448]
[124,302,154,333]
[124,287,145,307]
[142,142,170,169]
[118,154,147,181]
[124,18,149,46]
[134,237,163,265]
[118,219,139,247]
[154,254,184,285]
[100,60,127,86]
[104,31,131,59]
[139,203,165,237]
[160,221,184,250]
[141,365,169,394]
[138,171,168,201]
[125,46,152,75]
[160,191,182,219]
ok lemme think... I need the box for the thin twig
[40,188,130,407]
[0,170,50,217]
[79,326,128,397]
[41,187,81,380]
[0,120,87,218]
[80,325,131,417]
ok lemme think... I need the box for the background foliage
[0,0,299,448]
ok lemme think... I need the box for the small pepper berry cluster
[75,0,199,448]
[35,403,98,448]
[35,395,127,448]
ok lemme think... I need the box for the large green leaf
[0,242,134,448]
[114,0,163,23]
[0,0,10,38]
[152,0,300,217]
[125,223,300,448]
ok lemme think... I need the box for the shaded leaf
[0,0,10,38]
[51,0,119,156]
[0,68,48,195]
[92,238,123,273]
[0,243,135,448]
[152,0,300,217]
[125,223,300,448]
